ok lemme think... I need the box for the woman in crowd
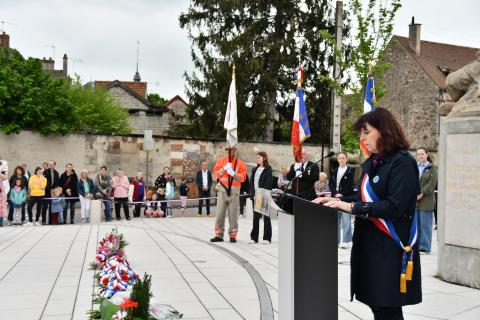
[314,107,421,320]
[8,165,28,223]
[416,147,438,254]
[329,152,355,248]
[276,166,289,191]
[77,169,95,223]
[112,168,130,220]
[249,151,273,244]
[0,172,9,227]
[131,170,146,218]
[27,167,47,225]
[155,167,176,218]
[59,163,79,224]
[314,172,330,196]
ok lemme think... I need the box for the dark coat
[329,165,355,197]
[155,173,176,190]
[346,149,422,307]
[195,170,213,190]
[417,164,438,211]
[59,171,79,200]
[44,168,60,194]
[286,161,319,200]
[248,165,273,198]
[77,178,95,197]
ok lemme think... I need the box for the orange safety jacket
[213,156,247,190]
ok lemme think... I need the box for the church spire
[133,40,141,82]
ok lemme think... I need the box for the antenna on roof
[133,40,141,82]
[0,19,18,33]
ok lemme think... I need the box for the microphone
[279,151,335,209]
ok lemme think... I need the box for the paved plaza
[0,209,479,320]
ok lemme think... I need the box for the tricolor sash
[360,173,418,293]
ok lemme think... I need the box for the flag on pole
[291,67,311,162]
[224,65,238,148]
[360,76,376,156]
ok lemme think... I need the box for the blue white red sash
[360,173,418,293]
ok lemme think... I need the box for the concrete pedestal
[437,116,480,288]
[90,200,102,223]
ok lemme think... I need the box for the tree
[176,0,351,143]
[147,93,167,108]
[0,48,131,135]
[321,0,401,154]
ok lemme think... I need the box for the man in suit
[196,161,213,216]
[43,160,60,224]
[286,150,319,201]
[329,152,355,248]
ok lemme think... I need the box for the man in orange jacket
[210,145,247,243]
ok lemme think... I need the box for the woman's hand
[417,193,423,201]
[324,200,352,213]
[312,196,338,204]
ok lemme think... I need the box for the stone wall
[0,131,329,196]
[128,112,169,136]
[380,41,440,152]
[108,86,149,111]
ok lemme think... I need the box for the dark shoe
[210,237,224,242]
[63,221,67,225]
[116,218,121,221]
[70,221,75,224]
[230,238,237,243]
[126,217,131,220]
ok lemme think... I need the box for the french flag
[360,76,376,156]
[291,67,311,162]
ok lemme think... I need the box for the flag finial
[368,61,373,75]
[232,63,236,79]
[297,66,304,88]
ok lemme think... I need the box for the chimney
[41,57,55,71]
[409,16,421,55]
[0,32,10,49]
[63,53,68,75]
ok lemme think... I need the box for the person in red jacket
[131,171,146,218]
[210,145,247,243]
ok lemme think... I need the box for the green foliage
[176,0,351,143]
[0,48,131,135]
[319,0,401,153]
[100,299,120,320]
[147,93,167,108]
[128,273,153,319]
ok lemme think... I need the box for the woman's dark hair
[257,151,269,167]
[14,165,25,177]
[14,177,24,188]
[34,167,42,174]
[353,107,410,155]
[416,147,433,163]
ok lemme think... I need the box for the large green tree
[0,48,130,135]
[175,0,350,143]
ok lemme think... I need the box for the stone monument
[437,50,480,289]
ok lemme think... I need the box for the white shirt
[202,170,208,188]
[254,167,265,190]
[336,165,348,191]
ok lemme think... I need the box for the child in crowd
[145,193,163,218]
[179,177,189,216]
[50,187,64,225]
[157,188,167,218]
[9,178,27,225]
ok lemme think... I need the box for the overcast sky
[2,0,479,100]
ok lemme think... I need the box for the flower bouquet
[89,228,182,320]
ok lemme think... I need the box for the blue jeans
[101,194,111,221]
[338,212,352,244]
[417,210,433,252]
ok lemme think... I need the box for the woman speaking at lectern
[313,107,421,320]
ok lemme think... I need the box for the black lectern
[278,194,338,320]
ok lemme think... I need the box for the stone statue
[438,50,480,117]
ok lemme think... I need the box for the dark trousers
[250,211,272,242]
[239,193,247,214]
[198,189,211,215]
[8,201,26,221]
[63,200,76,223]
[42,199,52,224]
[134,204,142,218]
[115,197,130,219]
[27,196,44,222]
[370,306,403,320]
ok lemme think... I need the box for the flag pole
[296,67,303,196]
[227,63,236,196]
